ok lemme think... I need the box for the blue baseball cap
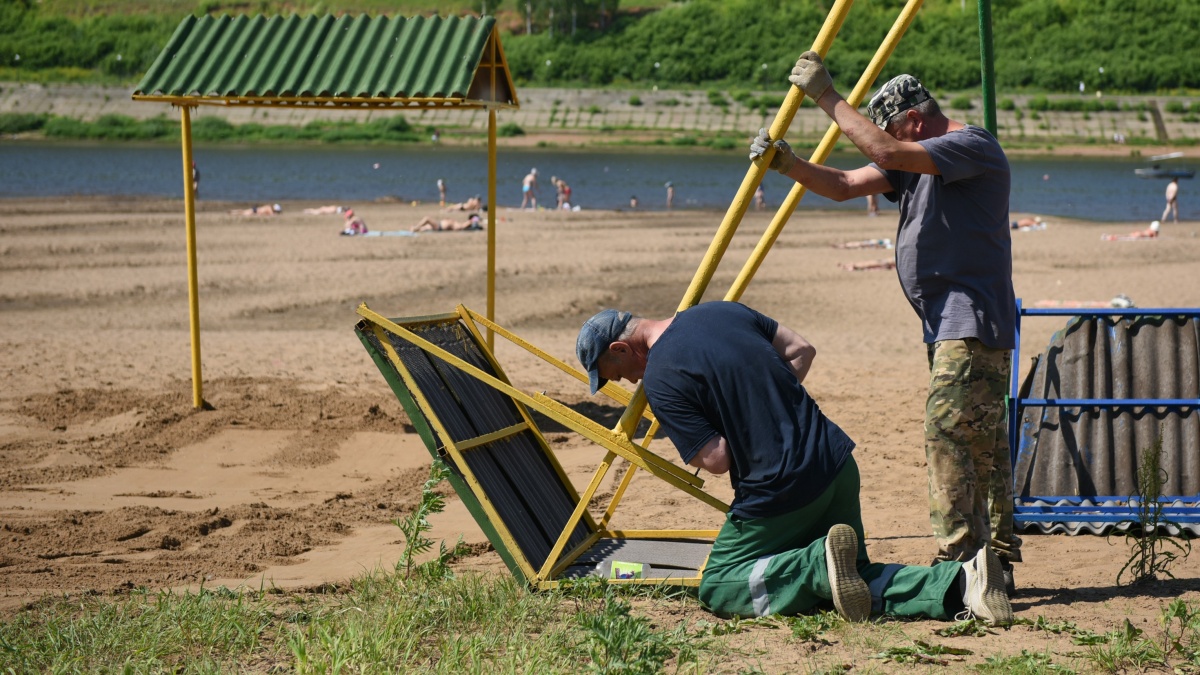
[576,309,632,394]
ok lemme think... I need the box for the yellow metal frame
[136,24,518,408]
[613,0,855,441]
[357,302,724,588]
[616,0,925,437]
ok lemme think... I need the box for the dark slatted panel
[373,318,592,570]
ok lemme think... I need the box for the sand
[1,195,1198,666]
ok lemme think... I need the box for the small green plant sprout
[1086,618,1166,672]
[978,649,1075,674]
[1158,598,1200,665]
[703,614,781,637]
[935,616,992,637]
[1030,616,1108,645]
[576,596,676,674]
[394,459,452,579]
[872,640,972,666]
[780,611,838,643]
[1112,429,1192,586]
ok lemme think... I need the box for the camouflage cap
[867,74,932,130]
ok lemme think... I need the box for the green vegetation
[5,1,1200,94]
[497,121,525,136]
[4,566,1200,672]
[0,111,423,144]
[1113,430,1193,586]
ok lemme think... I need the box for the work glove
[749,128,796,174]
[788,50,833,101]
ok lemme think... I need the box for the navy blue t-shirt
[642,302,855,519]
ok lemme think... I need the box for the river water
[0,141,1180,222]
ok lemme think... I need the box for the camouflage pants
[925,339,1021,563]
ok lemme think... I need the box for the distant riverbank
[3,81,1199,158]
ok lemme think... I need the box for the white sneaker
[961,545,1013,626]
[825,524,870,621]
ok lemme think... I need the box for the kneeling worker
[577,302,1013,624]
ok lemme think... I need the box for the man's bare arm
[815,90,940,175]
[688,436,730,475]
[771,324,816,384]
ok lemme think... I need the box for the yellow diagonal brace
[600,460,639,529]
[455,421,529,452]
[727,0,925,302]
[617,0,855,440]
[357,305,726,510]
[462,306,650,414]
[537,450,617,581]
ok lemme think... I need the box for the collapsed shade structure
[133,14,518,407]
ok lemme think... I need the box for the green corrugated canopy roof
[133,13,517,109]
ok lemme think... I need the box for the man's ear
[608,341,629,355]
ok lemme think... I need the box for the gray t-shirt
[873,125,1015,349]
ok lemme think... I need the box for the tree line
[2,0,1199,93]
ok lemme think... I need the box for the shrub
[0,112,47,134]
[950,95,973,110]
[707,88,728,107]
[628,95,642,106]
[1028,95,1050,111]
[498,122,525,137]
[998,98,1016,111]
[191,116,237,141]
[1165,101,1187,114]
[42,116,90,138]
[657,98,680,107]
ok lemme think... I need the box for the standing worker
[576,303,1013,624]
[665,181,675,210]
[750,55,1020,592]
[1163,177,1179,224]
[437,178,447,207]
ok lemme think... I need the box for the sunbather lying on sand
[229,203,282,216]
[834,238,892,249]
[839,258,896,271]
[411,213,483,232]
[1101,221,1159,241]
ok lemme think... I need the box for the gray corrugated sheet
[1014,315,1200,534]
[134,14,515,105]
[560,539,713,580]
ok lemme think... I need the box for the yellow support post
[726,0,925,302]
[180,105,204,409]
[487,106,497,351]
[616,0,855,439]
[486,27,499,350]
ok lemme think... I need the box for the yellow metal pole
[487,107,497,351]
[486,29,499,350]
[180,105,204,409]
[616,0,854,438]
[726,0,925,302]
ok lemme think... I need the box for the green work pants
[699,456,961,619]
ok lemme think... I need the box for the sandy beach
[1,195,1198,666]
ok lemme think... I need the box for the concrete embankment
[2,81,1196,148]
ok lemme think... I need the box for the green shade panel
[134,13,514,105]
